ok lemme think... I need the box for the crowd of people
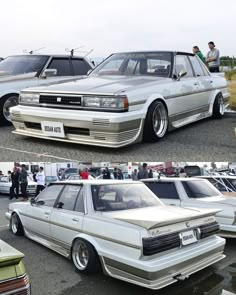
[193,41,220,73]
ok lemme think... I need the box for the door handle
[194,82,199,86]
[170,204,176,206]
[44,212,50,215]
[72,218,79,222]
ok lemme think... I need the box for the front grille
[200,222,220,239]
[93,118,110,127]
[143,232,181,256]
[39,95,82,106]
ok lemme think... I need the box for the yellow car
[0,239,30,295]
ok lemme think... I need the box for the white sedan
[10,51,229,148]
[142,177,236,238]
[5,180,225,290]
[0,175,36,195]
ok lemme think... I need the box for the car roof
[6,54,87,59]
[197,175,236,179]
[142,177,206,182]
[111,50,194,56]
[54,179,140,185]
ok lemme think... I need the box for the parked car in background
[5,180,225,290]
[45,175,58,186]
[142,177,236,238]
[0,239,30,294]
[0,53,93,125]
[0,175,36,195]
[196,176,236,196]
[10,51,229,148]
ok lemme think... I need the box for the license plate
[41,121,65,138]
[180,230,197,246]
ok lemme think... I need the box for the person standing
[131,169,138,181]
[192,46,205,62]
[19,164,28,201]
[103,167,111,179]
[80,167,89,180]
[35,167,45,197]
[206,41,220,72]
[148,169,154,178]
[117,169,124,180]
[138,163,149,180]
[113,168,118,179]
[10,167,20,200]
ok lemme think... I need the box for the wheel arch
[0,91,20,100]
[70,233,102,256]
[209,90,223,115]
[143,95,169,116]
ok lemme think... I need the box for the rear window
[182,180,222,198]
[145,182,180,199]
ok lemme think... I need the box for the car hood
[23,75,167,95]
[196,196,236,207]
[0,239,24,265]
[103,206,220,229]
[0,72,37,82]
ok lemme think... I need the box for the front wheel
[72,239,100,274]
[143,100,168,142]
[10,213,24,236]
[212,94,224,119]
[0,95,19,126]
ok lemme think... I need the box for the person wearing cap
[206,41,220,72]
[192,46,205,63]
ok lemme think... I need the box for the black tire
[10,213,24,236]
[72,239,101,274]
[212,94,224,119]
[143,100,168,142]
[0,94,19,126]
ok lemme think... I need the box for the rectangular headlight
[83,95,128,111]
[20,92,40,104]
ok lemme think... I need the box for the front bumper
[102,236,225,290]
[10,105,145,148]
[5,212,11,221]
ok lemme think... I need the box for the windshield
[46,176,58,182]
[91,52,172,77]
[91,183,162,212]
[182,180,222,198]
[0,55,49,75]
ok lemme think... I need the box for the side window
[175,55,193,77]
[189,56,205,77]
[47,58,72,76]
[56,185,81,211]
[74,189,85,213]
[37,185,64,207]
[145,182,180,199]
[72,59,91,75]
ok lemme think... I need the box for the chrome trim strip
[169,105,209,121]
[129,100,146,106]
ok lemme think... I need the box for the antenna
[65,46,94,57]
[23,47,46,54]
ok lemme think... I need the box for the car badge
[186,222,191,228]
[57,97,62,102]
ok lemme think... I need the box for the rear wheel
[0,94,18,125]
[72,239,100,273]
[143,100,168,142]
[10,213,24,236]
[212,94,224,119]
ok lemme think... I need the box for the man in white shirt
[35,167,45,197]
[206,41,220,73]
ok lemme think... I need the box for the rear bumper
[10,105,144,148]
[219,224,236,238]
[102,236,225,290]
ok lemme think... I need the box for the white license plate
[41,121,65,138]
[180,230,197,246]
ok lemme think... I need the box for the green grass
[228,81,236,110]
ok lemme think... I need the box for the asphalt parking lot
[0,195,236,295]
[0,113,235,162]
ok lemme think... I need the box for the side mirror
[41,69,57,78]
[177,70,187,81]
[87,69,92,75]
[30,198,36,205]
[36,200,45,206]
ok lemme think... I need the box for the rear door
[144,181,181,206]
[0,176,10,194]
[25,184,64,238]
[50,184,85,249]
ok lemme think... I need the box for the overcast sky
[1,0,235,59]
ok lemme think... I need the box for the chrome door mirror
[41,69,57,78]
[30,197,36,205]
[177,70,187,81]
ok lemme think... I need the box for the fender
[71,233,103,255]
[141,93,168,118]
[208,90,223,115]
[0,89,20,99]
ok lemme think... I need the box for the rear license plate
[180,230,197,246]
[41,121,65,138]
